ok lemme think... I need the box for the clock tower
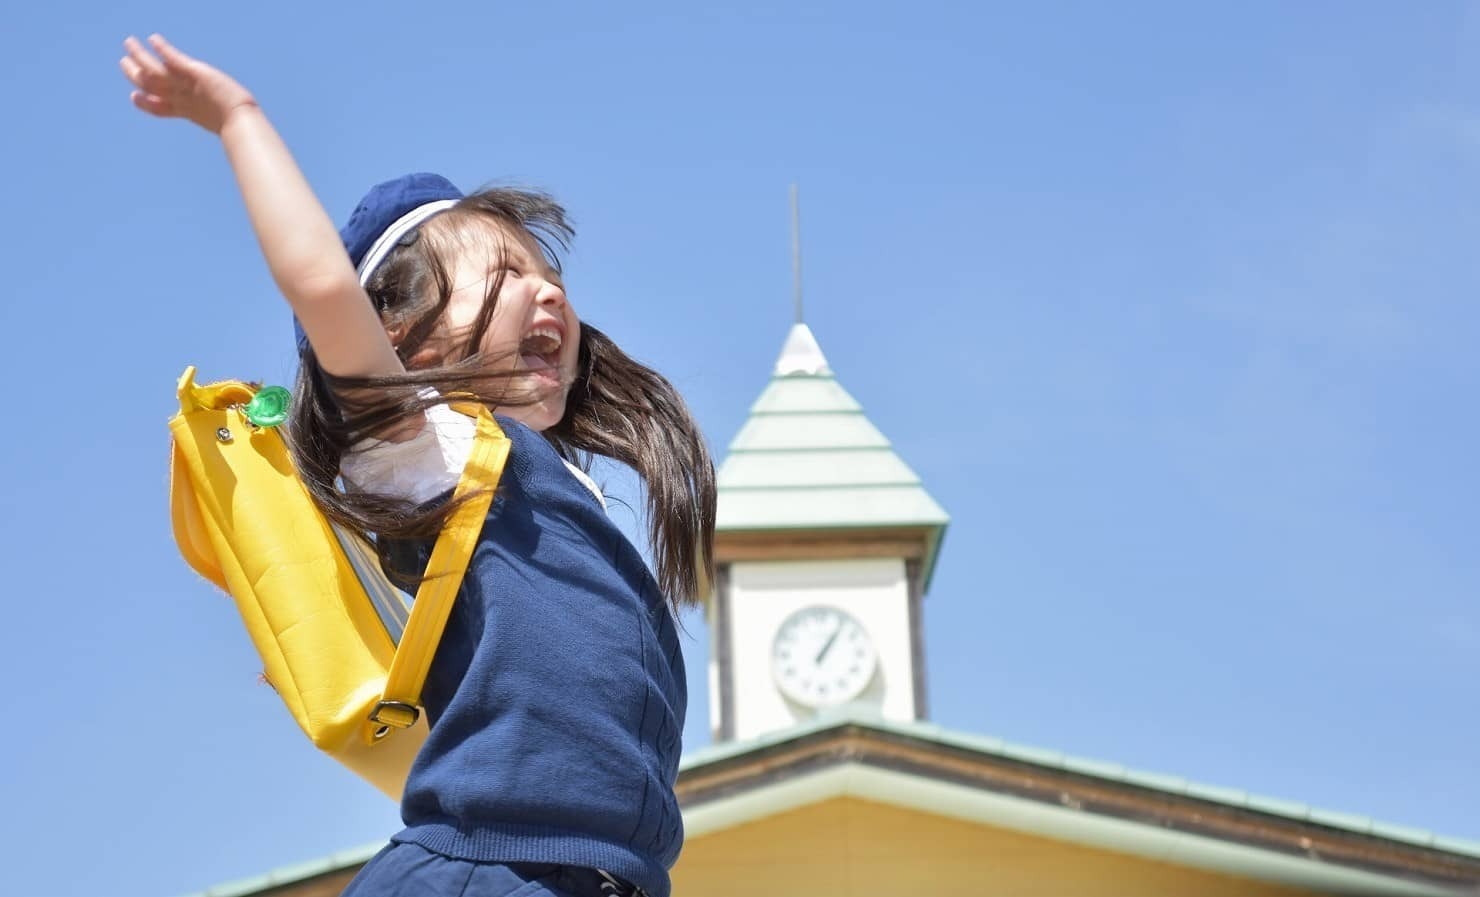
[707,322,949,742]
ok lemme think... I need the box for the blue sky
[2,1,1478,895]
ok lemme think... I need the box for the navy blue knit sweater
[393,420,687,897]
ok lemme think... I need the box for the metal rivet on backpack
[216,427,233,444]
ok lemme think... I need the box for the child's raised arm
[120,34,404,380]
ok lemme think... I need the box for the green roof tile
[1371,822,1437,847]
[1244,794,1313,820]
[749,376,863,414]
[1435,835,1480,855]
[719,448,921,489]
[1185,783,1251,806]
[727,412,892,452]
[1119,769,1191,793]
[1062,757,1129,779]
[997,744,1066,767]
[1309,809,1376,834]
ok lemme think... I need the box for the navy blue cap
[293,173,464,353]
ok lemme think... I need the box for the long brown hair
[286,187,715,608]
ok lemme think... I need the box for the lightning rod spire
[790,183,803,324]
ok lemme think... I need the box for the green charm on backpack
[244,385,291,428]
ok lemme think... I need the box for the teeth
[524,326,562,352]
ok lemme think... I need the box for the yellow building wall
[671,796,1326,897]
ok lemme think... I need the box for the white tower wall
[716,557,916,741]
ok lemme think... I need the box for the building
[184,325,1480,897]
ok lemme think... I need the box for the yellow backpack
[167,367,507,800]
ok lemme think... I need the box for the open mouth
[518,325,563,375]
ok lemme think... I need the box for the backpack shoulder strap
[371,403,509,731]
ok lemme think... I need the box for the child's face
[433,219,580,431]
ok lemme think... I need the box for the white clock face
[771,605,878,708]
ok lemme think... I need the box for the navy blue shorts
[340,842,645,897]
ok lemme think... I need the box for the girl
[121,34,714,897]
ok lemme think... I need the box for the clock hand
[815,623,842,664]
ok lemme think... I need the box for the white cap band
[355,199,458,285]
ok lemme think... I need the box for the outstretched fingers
[147,33,194,72]
[123,36,167,83]
[121,35,178,117]
[118,51,147,91]
[118,54,141,85]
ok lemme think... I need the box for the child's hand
[120,34,257,135]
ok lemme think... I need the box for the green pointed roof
[717,324,949,584]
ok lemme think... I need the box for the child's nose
[536,279,566,308]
